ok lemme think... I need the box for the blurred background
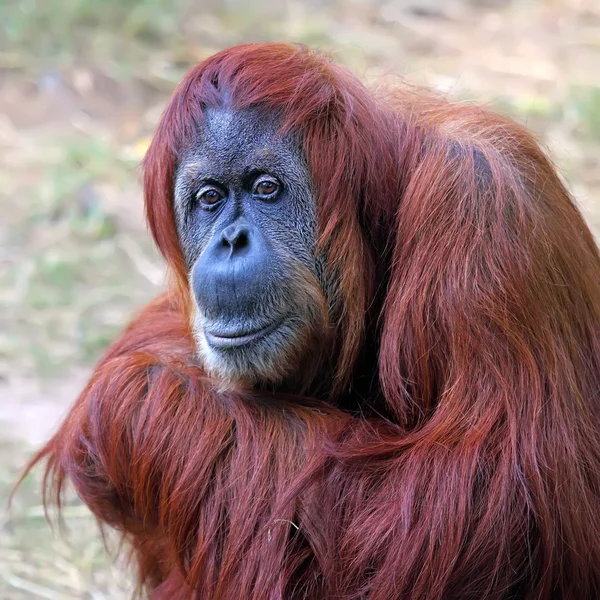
[1,0,599,597]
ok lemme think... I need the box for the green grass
[568,85,600,140]
[1,0,184,61]
[0,135,156,377]
[1,0,336,77]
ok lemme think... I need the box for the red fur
[28,44,600,598]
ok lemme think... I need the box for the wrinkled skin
[174,108,328,386]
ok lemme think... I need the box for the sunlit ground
[1,0,599,597]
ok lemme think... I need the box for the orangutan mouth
[204,319,283,348]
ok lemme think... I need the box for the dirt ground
[1,0,599,597]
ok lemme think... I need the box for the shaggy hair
[26,44,600,599]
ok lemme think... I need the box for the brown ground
[1,0,599,597]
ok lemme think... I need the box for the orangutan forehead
[181,108,301,160]
[176,108,306,183]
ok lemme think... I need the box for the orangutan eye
[252,177,280,198]
[196,187,224,208]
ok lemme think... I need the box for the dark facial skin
[174,108,326,387]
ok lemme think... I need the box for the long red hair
[27,43,600,599]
